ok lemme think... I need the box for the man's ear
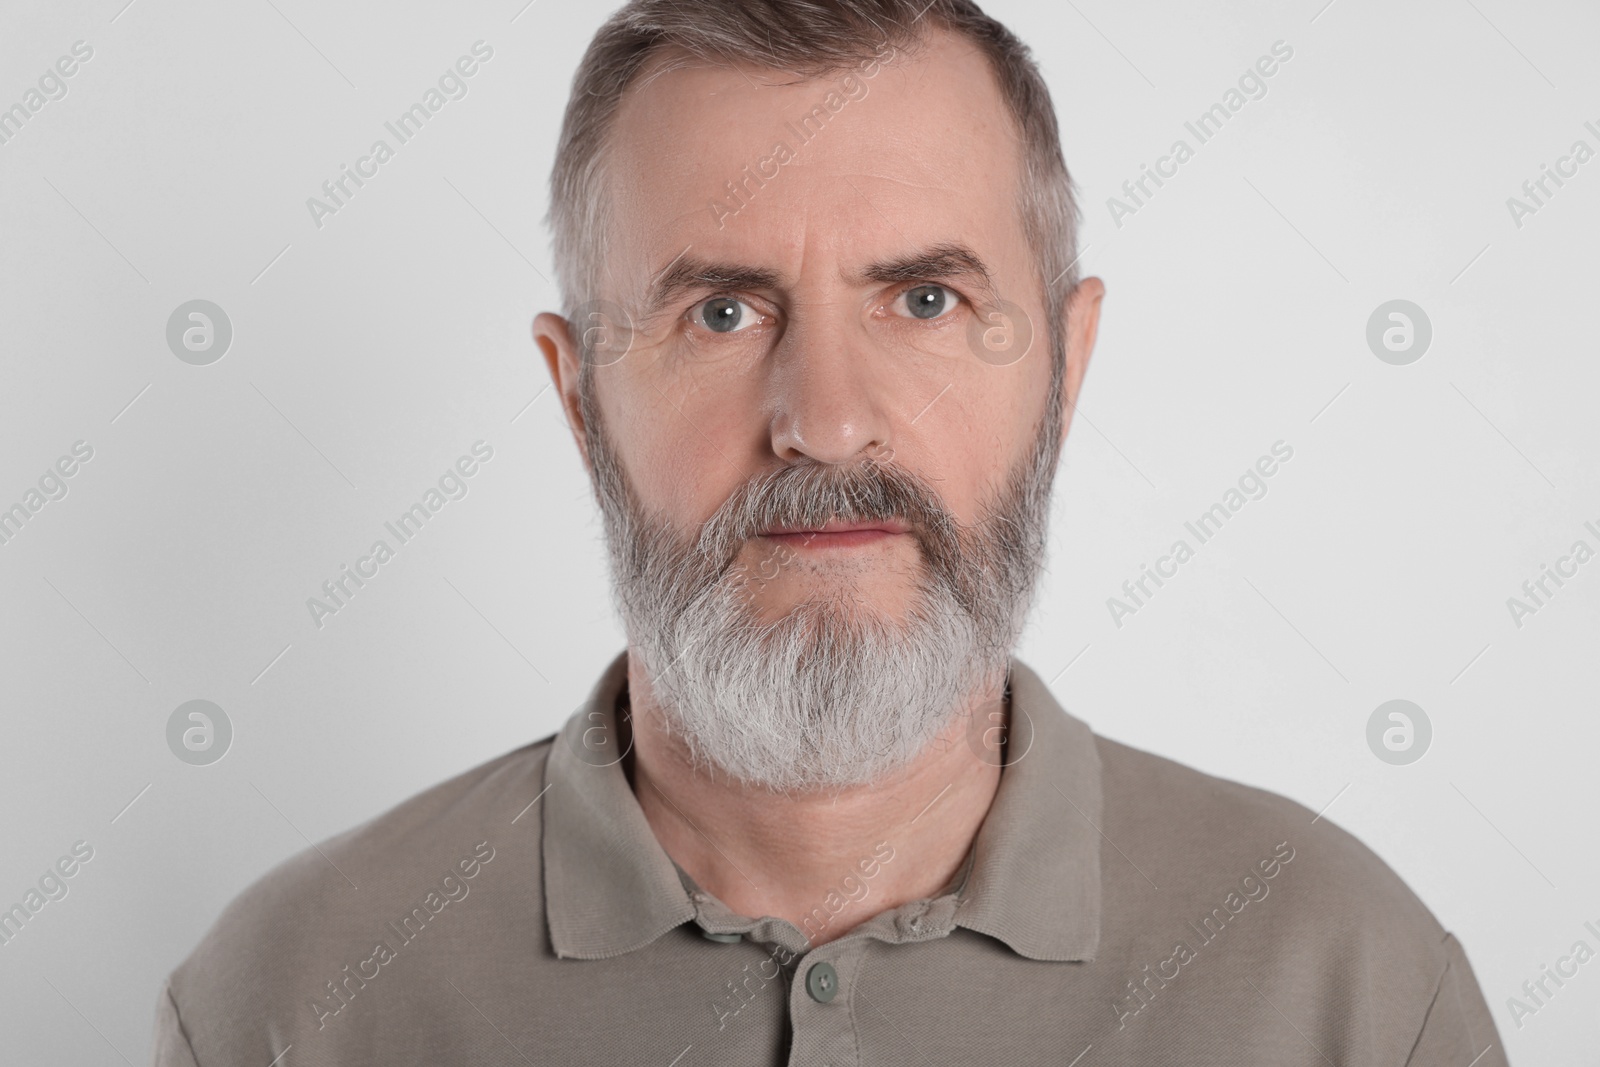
[533,311,592,471]
[1058,276,1105,443]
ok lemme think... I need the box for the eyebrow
[638,241,1002,321]
[860,242,1002,310]
[641,253,783,323]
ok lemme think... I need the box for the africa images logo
[305,42,494,229]
[1112,841,1295,1031]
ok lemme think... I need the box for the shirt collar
[542,650,1102,962]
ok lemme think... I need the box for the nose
[766,314,893,466]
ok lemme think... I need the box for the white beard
[629,552,1002,793]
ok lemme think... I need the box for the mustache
[692,456,960,573]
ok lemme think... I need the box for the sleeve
[149,981,203,1067]
[1403,933,1508,1067]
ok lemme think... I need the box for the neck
[622,650,1006,948]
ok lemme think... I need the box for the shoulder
[1096,735,1428,906]
[160,736,556,1045]
[1075,730,1498,1060]
[1092,731,1453,975]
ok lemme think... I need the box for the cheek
[605,370,760,522]
[913,363,1044,520]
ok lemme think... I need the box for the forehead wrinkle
[835,169,947,195]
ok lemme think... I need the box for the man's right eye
[692,296,761,334]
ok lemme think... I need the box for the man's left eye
[894,284,962,321]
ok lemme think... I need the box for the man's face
[538,28,1102,790]
[597,29,1072,617]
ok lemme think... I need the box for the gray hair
[546,0,1083,412]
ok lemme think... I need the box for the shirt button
[700,929,741,943]
[805,961,839,1003]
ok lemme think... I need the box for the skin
[535,29,1105,946]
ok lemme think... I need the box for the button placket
[786,940,866,1067]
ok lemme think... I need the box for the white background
[0,0,1596,1062]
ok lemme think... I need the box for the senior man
[152,1,1506,1064]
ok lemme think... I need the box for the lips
[759,518,910,537]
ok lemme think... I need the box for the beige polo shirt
[151,651,1507,1066]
